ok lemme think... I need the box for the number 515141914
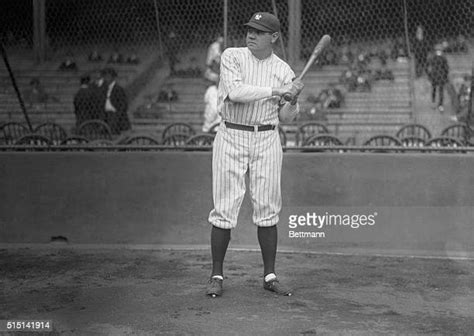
[1,320,52,332]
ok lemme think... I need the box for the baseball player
[206,12,304,297]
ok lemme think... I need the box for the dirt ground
[1,246,473,336]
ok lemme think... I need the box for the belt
[225,121,276,132]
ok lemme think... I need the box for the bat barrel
[283,35,331,101]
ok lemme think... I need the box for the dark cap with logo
[244,12,280,33]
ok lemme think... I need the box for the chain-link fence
[0,0,472,146]
[2,0,161,58]
[45,0,159,49]
[2,0,471,63]
[1,1,34,50]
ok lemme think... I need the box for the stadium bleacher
[0,48,155,134]
[1,40,472,148]
[131,56,414,145]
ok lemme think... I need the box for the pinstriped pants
[208,122,283,229]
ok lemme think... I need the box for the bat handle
[282,93,293,101]
[282,78,301,101]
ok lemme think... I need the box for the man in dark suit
[73,74,101,128]
[412,25,430,78]
[101,67,131,134]
[428,44,449,112]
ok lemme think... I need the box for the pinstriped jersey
[218,47,295,126]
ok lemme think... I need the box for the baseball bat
[283,34,331,101]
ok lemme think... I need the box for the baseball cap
[244,12,280,33]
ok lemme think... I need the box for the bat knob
[283,93,293,101]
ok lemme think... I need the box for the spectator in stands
[427,44,449,112]
[320,47,338,66]
[87,68,106,121]
[307,84,344,113]
[187,56,202,77]
[391,37,408,61]
[338,44,354,65]
[339,66,358,91]
[353,53,374,92]
[444,34,469,54]
[204,34,223,82]
[23,77,58,108]
[451,75,472,122]
[374,65,394,81]
[355,70,372,92]
[90,68,105,89]
[125,49,140,65]
[156,84,179,102]
[354,48,370,72]
[24,77,47,105]
[340,63,371,92]
[374,47,389,66]
[454,35,468,53]
[325,84,344,108]
[412,25,429,78]
[206,34,224,69]
[73,74,97,128]
[165,27,180,75]
[108,49,124,64]
[101,67,131,134]
[373,57,394,81]
[58,53,78,72]
[301,95,327,122]
[88,49,103,62]
[457,75,471,111]
[318,84,344,109]
[202,71,221,133]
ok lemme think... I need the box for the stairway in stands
[132,76,208,136]
[133,58,413,145]
[0,48,153,133]
[297,60,412,145]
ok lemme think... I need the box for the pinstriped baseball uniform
[208,47,297,229]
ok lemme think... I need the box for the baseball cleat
[263,278,292,296]
[206,277,223,297]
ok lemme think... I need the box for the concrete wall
[1,152,473,257]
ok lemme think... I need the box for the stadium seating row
[1,120,472,151]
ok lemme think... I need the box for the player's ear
[271,32,280,43]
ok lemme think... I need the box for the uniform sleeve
[278,100,299,122]
[220,49,272,103]
[283,68,296,86]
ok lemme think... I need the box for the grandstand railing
[1,144,474,154]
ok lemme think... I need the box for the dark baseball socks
[210,226,231,279]
[210,225,279,284]
[258,225,278,278]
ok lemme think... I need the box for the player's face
[246,28,277,52]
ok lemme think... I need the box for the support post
[288,0,301,67]
[33,0,46,63]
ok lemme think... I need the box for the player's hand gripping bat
[283,34,332,102]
